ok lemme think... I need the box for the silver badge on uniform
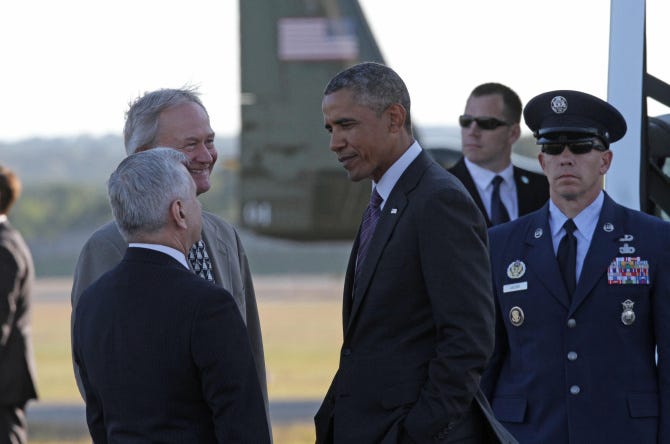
[551,96,568,114]
[621,299,636,326]
[534,228,543,239]
[618,234,636,254]
[507,260,526,279]
[509,306,525,327]
[603,223,614,232]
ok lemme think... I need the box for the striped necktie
[355,188,383,281]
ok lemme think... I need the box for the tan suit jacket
[70,212,269,427]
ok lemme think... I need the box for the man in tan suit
[70,88,270,437]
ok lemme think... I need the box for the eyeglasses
[459,115,510,130]
[540,141,608,155]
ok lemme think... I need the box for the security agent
[449,83,549,227]
[481,90,670,443]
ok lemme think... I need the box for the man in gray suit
[70,88,269,435]
[0,165,37,444]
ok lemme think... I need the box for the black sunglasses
[540,141,608,155]
[459,115,510,130]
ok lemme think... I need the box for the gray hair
[324,62,412,134]
[108,148,192,240]
[123,87,208,155]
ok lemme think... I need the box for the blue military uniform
[481,90,670,443]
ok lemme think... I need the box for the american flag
[278,17,359,61]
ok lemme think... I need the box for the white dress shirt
[464,158,518,221]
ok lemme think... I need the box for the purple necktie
[355,188,383,280]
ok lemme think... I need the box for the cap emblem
[550,96,568,114]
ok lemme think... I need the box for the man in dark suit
[482,90,670,443]
[0,166,37,444]
[315,62,516,443]
[70,88,269,436]
[73,148,270,443]
[449,83,548,226]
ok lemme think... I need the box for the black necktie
[355,188,383,281]
[188,240,215,283]
[557,219,577,296]
[490,175,510,225]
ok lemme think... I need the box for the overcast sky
[1,0,668,142]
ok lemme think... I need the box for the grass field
[30,276,344,443]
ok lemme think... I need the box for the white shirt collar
[128,243,190,270]
[373,140,422,208]
[463,157,514,190]
[549,191,604,240]
[0,215,6,224]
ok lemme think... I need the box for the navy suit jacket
[0,221,37,407]
[315,151,516,443]
[73,247,269,443]
[482,194,670,443]
[448,158,549,227]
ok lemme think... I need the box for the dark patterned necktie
[557,219,577,297]
[355,188,383,281]
[188,240,215,283]
[490,175,510,225]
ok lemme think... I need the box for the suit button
[570,385,581,395]
[567,318,577,328]
[342,348,351,356]
[567,351,578,361]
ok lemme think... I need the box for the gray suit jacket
[0,220,38,407]
[70,212,269,428]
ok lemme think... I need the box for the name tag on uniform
[503,282,528,293]
[607,257,650,285]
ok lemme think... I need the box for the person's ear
[171,200,188,229]
[508,123,521,144]
[600,150,613,175]
[386,103,407,133]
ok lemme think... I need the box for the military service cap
[523,90,627,148]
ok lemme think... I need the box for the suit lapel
[523,205,572,309]
[451,158,491,226]
[345,152,429,333]
[514,167,535,216]
[342,233,358,331]
[571,195,623,310]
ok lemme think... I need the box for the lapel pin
[534,228,543,238]
[603,223,614,232]
[391,208,397,214]
[619,234,634,242]
[619,243,636,254]
[521,175,529,184]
